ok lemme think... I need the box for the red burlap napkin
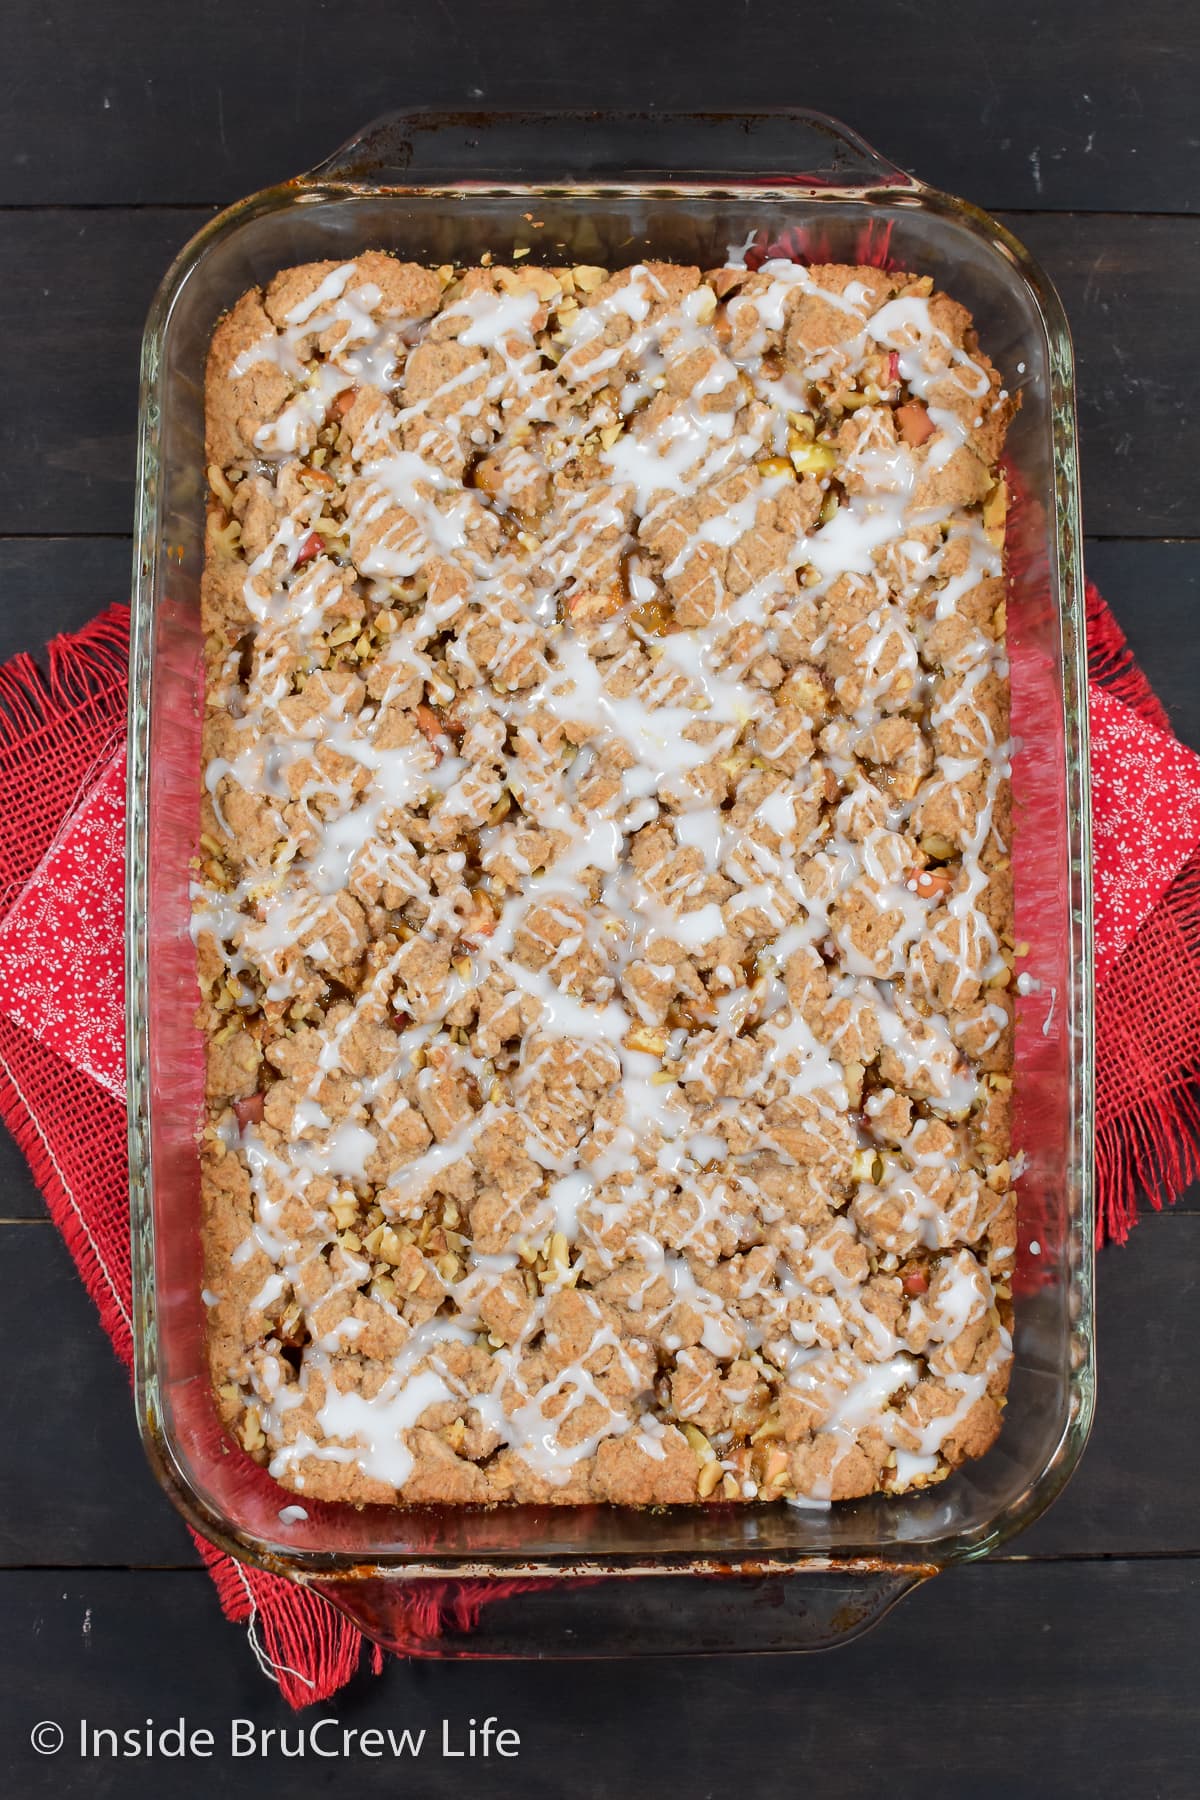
[0,587,1197,1706]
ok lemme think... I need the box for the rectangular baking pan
[128,109,1093,1655]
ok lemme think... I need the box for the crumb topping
[196,251,1017,1507]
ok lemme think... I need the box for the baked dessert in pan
[195,250,1016,1507]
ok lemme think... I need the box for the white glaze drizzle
[198,255,1016,1501]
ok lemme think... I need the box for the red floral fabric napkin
[1084,589,1200,1221]
[0,741,126,1099]
[0,589,1198,1707]
[1089,679,1200,983]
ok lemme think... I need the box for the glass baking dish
[128,109,1094,1656]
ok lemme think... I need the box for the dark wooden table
[2,4,1198,1795]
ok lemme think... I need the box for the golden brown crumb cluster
[196,250,1017,1508]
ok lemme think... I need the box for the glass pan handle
[302,108,916,192]
[318,1567,929,1659]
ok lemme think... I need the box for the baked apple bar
[195,250,1016,1506]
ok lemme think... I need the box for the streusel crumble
[195,251,1017,1506]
